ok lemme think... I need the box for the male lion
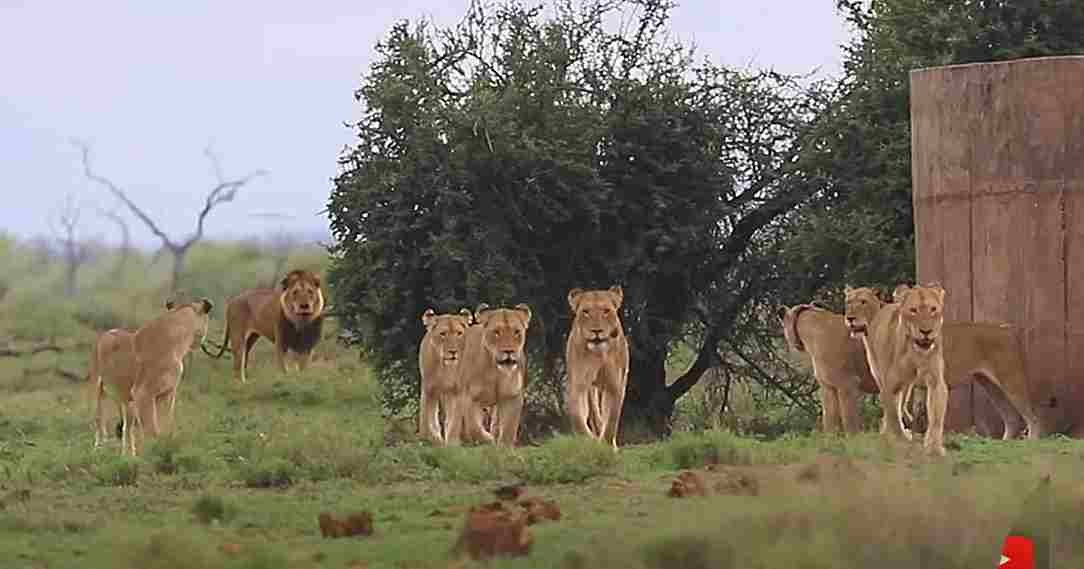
[565,286,629,451]
[851,284,1043,441]
[126,298,214,456]
[457,303,531,447]
[418,307,474,446]
[844,283,949,455]
[779,303,878,435]
[206,269,325,383]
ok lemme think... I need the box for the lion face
[896,283,945,352]
[568,286,624,353]
[166,298,214,345]
[280,270,324,323]
[476,304,531,372]
[422,308,472,365]
[843,286,882,339]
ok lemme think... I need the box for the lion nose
[299,303,311,310]
[501,350,515,357]
[919,328,933,336]
[447,349,457,355]
[590,328,604,336]
[845,316,855,324]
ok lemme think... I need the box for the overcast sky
[0,1,853,249]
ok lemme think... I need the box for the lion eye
[909,307,918,314]
[439,332,446,337]
[603,308,611,315]
[456,331,463,336]
[582,310,590,316]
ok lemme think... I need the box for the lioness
[779,303,878,435]
[87,300,177,451]
[457,303,531,447]
[126,298,214,456]
[843,284,942,456]
[418,307,473,446]
[565,286,629,451]
[850,284,1043,440]
[206,270,325,383]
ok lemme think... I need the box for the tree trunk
[170,247,187,293]
[64,259,77,298]
[619,346,675,440]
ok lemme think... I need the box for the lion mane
[206,269,325,383]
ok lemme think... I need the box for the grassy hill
[2,237,1082,567]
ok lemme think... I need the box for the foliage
[327,0,834,430]
[783,0,1084,305]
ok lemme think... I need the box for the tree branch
[72,139,179,250]
[187,146,269,248]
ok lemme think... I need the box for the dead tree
[97,207,132,277]
[50,194,93,297]
[250,212,298,287]
[73,139,268,292]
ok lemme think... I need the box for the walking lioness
[458,303,531,447]
[565,286,629,451]
[848,284,1044,441]
[779,303,878,435]
[206,270,325,383]
[127,298,214,456]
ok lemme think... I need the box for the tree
[97,207,132,277]
[784,0,1084,306]
[73,140,268,292]
[49,194,93,297]
[328,0,833,434]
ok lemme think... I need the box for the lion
[456,303,531,447]
[565,286,629,451]
[205,269,325,383]
[126,298,214,456]
[875,283,1040,440]
[843,283,949,456]
[779,303,879,435]
[87,300,177,451]
[418,307,474,446]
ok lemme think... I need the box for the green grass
[3,240,1084,567]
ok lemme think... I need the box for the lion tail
[202,318,231,359]
[780,305,811,353]
[86,335,102,415]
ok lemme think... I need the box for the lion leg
[921,364,948,457]
[298,350,314,373]
[599,380,627,451]
[974,379,1023,440]
[94,380,107,448]
[818,384,842,434]
[566,378,594,439]
[441,392,464,446]
[587,386,604,440]
[877,375,910,443]
[418,388,442,445]
[465,399,495,444]
[495,395,524,447]
[273,335,289,375]
[837,385,863,435]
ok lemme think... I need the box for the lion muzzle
[845,317,867,339]
[443,350,461,364]
[913,335,937,351]
[496,351,519,369]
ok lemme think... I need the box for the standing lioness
[844,283,949,456]
[458,303,531,447]
[565,286,629,451]
[418,307,473,446]
[127,298,214,456]
[206,270,325,383]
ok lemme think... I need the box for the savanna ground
[2,240,1084,568]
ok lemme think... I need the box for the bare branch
[72,138,179,250]
[188,146,269,248]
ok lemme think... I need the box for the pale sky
[0,1,853,249]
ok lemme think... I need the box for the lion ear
[474,303,491,325]
[279,274,291,290]
[422,308,437,328]
[892,284,912,303]
[567,288,584,312]
[514,303,532,325]
[843,284,853,294]
[200,298,214,315]
[311,273,322,289]
[608,285,623,309]
[165,299,176,310]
